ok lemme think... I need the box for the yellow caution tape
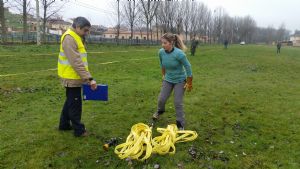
[114,123,198,161]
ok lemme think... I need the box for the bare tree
[212,7,226,43]
[9,0,33,42]
[40,0,66,43]
[157,1,177,33]
[0,0,8,43]
[195,2,209,41]
[154,11,159,42]
[35,0,41,45]
[116,0,120,44]
[140,0,158,42]
[253,25,291,44]
[117,0,273,45]
[182,0,191,41]
[189,2,202,40]
[22,0,28,42]
[109,0,122,44]
[267,26,276,44]
[221,14,234,42]
[121,0,139,44]
[294,30,300,35]
[231,16,241,43]
[135,12,144,40]
[239,16,256,43]
[276,23,286,41]
[203,9,212,43]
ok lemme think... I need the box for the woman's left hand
[184,77,193,92]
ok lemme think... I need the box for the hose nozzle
[103,138,118,151]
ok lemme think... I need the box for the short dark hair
[72,17,91,29]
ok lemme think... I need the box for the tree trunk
[35,0,41,45]
[23,0,28,43]
[185,25,188,42]
[130,1,135,45]
[146,20,149,44]
[43,3,47,43]
[150,21,153,44]
[130,24,133,45]
[116,0,120,45]
[0,0,7,43]
[156,16,159,44]
[146,0,150,44]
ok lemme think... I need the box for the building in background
[48,18,71,35]
[103,27,150,40]
[90,25,107,38]
[290,32,300,47]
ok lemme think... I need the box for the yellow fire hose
[152,124,198,155]
[114,123,198,161]
[114,123,153,161]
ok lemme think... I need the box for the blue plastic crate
[82,84,108,101]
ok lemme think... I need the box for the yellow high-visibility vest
[57,29,89,79]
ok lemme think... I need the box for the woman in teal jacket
[153,33,193,130]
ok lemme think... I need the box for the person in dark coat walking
[190,39,198,56]
[277,41,282,54]
[224,40,229,49]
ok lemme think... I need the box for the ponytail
[174,34,187,51]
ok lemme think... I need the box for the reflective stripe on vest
[58,52,88,66]
[58,57,88,66]
[59,52,87,58]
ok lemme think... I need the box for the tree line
[0,0,294,45]
[116,0,291,44]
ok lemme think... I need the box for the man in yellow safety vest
[58,17,97,137]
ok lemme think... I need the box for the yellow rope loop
[152,124,177,155]
[176,130,198,143]
[152,124,198,155]
[114,123,153,161]
[114,123,198,161]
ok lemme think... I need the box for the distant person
[152,33,193,130]
[190,39,199,56]
[277,41,282,54]
[57,17,97,137]
[224,40,229,49]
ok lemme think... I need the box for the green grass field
[1,44,300,169]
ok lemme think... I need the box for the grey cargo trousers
[157,80,186,127]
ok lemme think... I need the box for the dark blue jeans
[59,87,86,136]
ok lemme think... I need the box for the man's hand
[184,77,193,92]
[90,80,97,91]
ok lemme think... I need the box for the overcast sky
[59,0,299,32]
